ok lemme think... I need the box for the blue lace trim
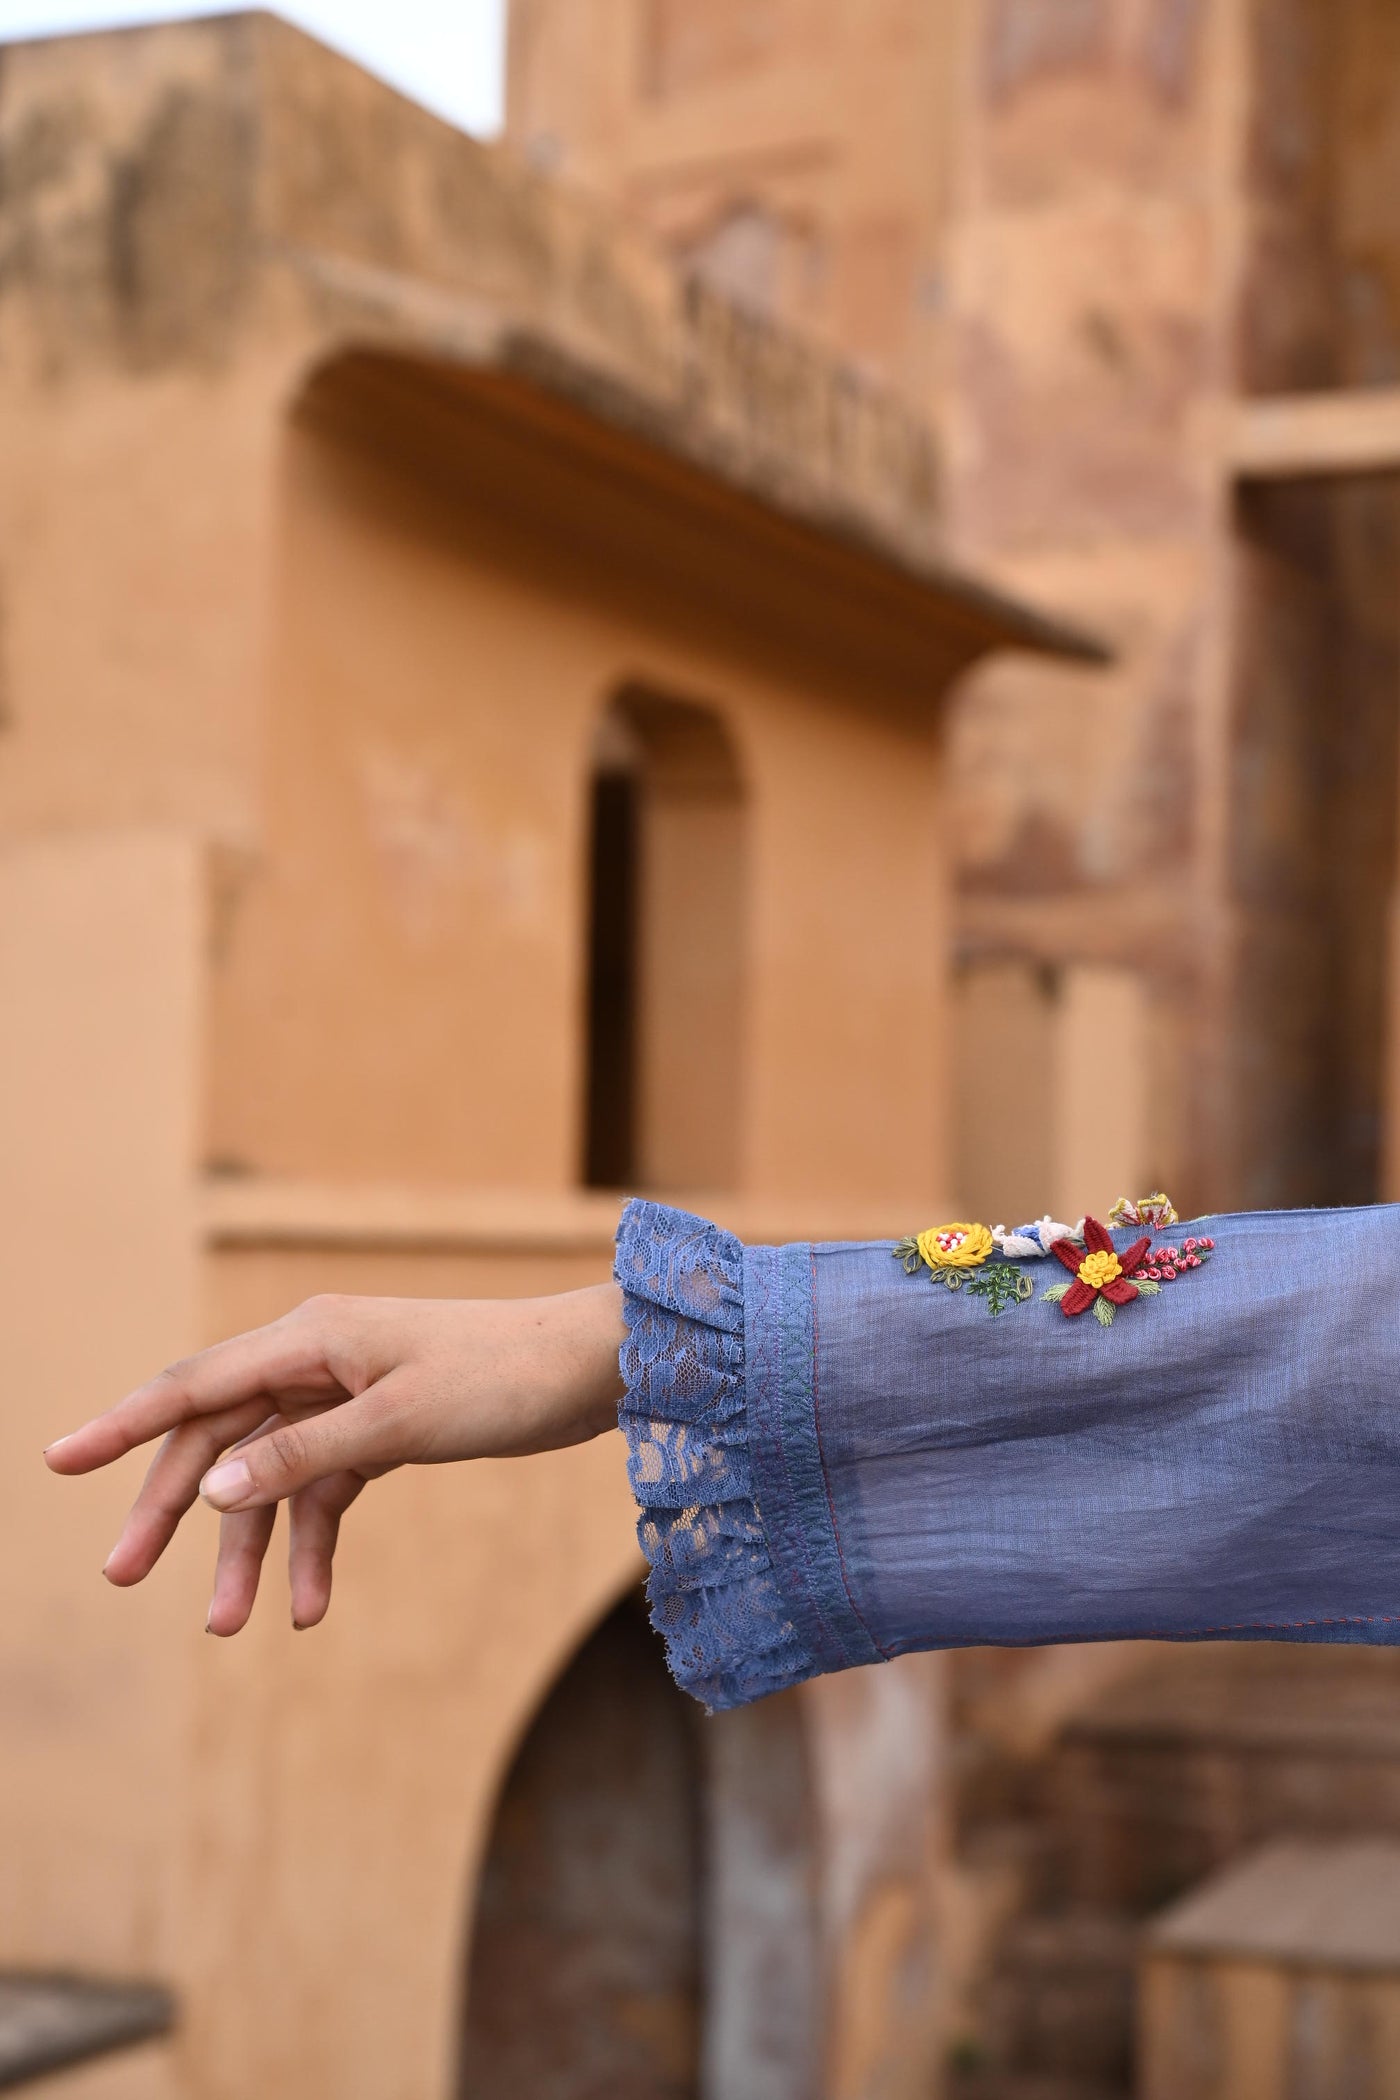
[615,1199,820,1710]
[744,1241,886,1676]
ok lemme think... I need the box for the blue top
[614,1198,1400,1710]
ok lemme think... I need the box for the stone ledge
[0,1973,174,2091]
[1230,386,1400,479]
[199,1178,928,1255]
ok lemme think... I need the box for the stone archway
[458,1590,820,2100]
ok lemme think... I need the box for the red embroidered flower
[1050,1215,1150,1318]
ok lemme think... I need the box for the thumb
[199,1385,404,1511]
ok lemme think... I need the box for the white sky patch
[0,0,507,137]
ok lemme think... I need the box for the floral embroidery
[893,1221,1032,1315]
[1126,1234,1215,1284]
[916,1222,993,1271]
[1040,1216,1149,1327]
[1108,1192,1178,1231]
[1078,1245,1125,1291]
[992,1216,1085,1259]
[1041,1208,1215,1329]
[898,1196,1214,1328]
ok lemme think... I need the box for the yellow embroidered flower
[1077,1247,1123,1291]
[917,1222,993,1271]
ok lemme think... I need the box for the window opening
[581,688,746,1193]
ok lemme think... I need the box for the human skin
[43,1285,627,1636]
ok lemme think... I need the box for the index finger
[43,1313,343,1475]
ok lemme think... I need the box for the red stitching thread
[1166,1614,1400,1635]
[899,1614,1400,1650]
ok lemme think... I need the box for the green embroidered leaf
[1041,1282,1070,1304]
[893,1238,923,1275]
[965,1263,1034,1316]
[1093,1295,1115,1328]
[1134,1278,1162,1296]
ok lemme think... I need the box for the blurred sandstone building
[504,7,1400,2100]
[510,0,1400,1227]
[0,12,1098,2100]
[5,8,1400,2100]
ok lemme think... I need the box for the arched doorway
[458,1592,821,2100]
[581,685,748,1195]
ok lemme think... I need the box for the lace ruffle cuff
[615,1199,819,1710]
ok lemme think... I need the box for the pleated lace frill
[614,1199,817,1710]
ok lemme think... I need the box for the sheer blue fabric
[617,1200,1400,1710]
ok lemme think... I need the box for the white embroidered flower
[991,1216,1086,1260]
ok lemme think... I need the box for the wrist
[535,1281,626,1446]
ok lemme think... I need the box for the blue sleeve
[616,1197,1400,1710]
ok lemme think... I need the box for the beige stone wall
[0,832,201,2100]
[197,1239,641,2100]
[0,820,946,2100]
[0,836,640,2100]
[941,0,1245,1223]
[509,0,962,403]
[0,17,1093,2097]
[499,8,1400,2093]
[206,354,952,1204]
[503,0,1251,1219]
[0,833,203,1991]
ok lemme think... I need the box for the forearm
[520,1282,627,1451]
[54,1197,1397,1670]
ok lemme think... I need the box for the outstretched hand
[44,1285,626,1635]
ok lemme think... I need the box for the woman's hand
[43,1285,626,1636]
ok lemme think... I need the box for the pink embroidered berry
[1184,1254,1201,1268]
[1161,1265,1177,1280]
[1147,1267,1162,1281]
[1200,1237,1214,1251]
[1132,1269,1148,1282]
[1184,1237,1198,1252]
[1163,1248,1179,1265]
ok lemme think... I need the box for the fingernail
[200,1458,253,1510]
[45,1437,70,1456]
[292,1619,306,1633]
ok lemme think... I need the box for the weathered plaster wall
[504,0,1229,1217]
[505,0,1400,1221]
[0,833,203,2095]
[198,1240,641,2100]
[1228,473,1400,1208]
[498,7,1400,2092]
[207,352,952,1202]
[510,0,961,404]
[938,0,1236,1218]
[1240,0,1400,396]
[0,17,1073,2098]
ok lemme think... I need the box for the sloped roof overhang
[0,8,1108,690]
[290,327,1108,705]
